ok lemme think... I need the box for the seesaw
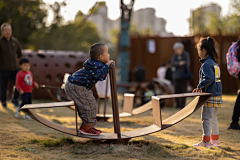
[21,64,212,141]
[38,64,159,120]
[39,84,145,119]
[39,63,174,120]
[39,86,150,119]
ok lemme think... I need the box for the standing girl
[193,37,223,148]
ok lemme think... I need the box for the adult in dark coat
[171,42,191,109]
[0,23,22,108]
[228,39,240,130]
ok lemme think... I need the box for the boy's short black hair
[90,43,106,60]
[147,84,155,90]
[19,58,30,65]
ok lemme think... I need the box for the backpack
[226,42,240,78]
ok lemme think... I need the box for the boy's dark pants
[0,70,19,103]
[20,93,32,108]
[232,93,240,124]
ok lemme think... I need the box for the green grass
[29,137,74,147]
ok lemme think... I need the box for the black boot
[228,123,240,130]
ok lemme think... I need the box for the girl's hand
[193,88,202,93]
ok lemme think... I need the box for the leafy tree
[88,1,106,15]
[110,23,154,45]
[229,0,240,14]
[189,1,240,36]
[49,1,66,29]
[206,13,223,35]
[29,13,100,52]
[223,0,240,35]
[0,0,104,52]
[189,7,212,35]
[0,0,47,47]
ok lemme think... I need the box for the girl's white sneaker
[211,140,220,147]
[193,141,212,148]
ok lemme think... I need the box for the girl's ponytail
[196,37,219,63]
[207,37,218,62]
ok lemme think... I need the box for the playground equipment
[39,74,174,121]
[21,64,211,141]
[39,72,173,120]
[39,77,110,114]
[118,0,135,93]
[22,50,88,99]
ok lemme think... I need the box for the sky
[43,0,231,36]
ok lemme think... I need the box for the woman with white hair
[171,42,191,109]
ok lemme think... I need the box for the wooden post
[152,96,162,128]
[109,63,121,138]
[75,105,78,135]
[103,75,109,117]
[97,97,101,114]
[122,93,135,114]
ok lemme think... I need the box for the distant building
[132,8,173,37]
[189,3,221,35]
[86,3,173,41]
[87,4,119,41]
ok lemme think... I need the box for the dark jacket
[0,36,22,71]
[197,56,222,97]
[171,51,190,80]
[68,59,110,90]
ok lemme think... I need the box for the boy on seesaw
[65,43,114,136]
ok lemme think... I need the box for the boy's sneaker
[15,111,21,118]
[228,123,240,130]
[2,102,7,108]
[211,140,220,147]
[11,99,19,107]
[78,127,100,136]
[193,141,212,148]
[23,115,31,120]
[92,128,102,134]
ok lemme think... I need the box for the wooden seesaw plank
[23,92,210,115]
[21,63,212,140]
[21,93,211,140]
[39,82,209,119]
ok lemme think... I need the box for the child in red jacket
[15,58,39,119]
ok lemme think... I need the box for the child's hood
[83,59,105,70]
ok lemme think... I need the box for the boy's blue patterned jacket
[68,59,110,90]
